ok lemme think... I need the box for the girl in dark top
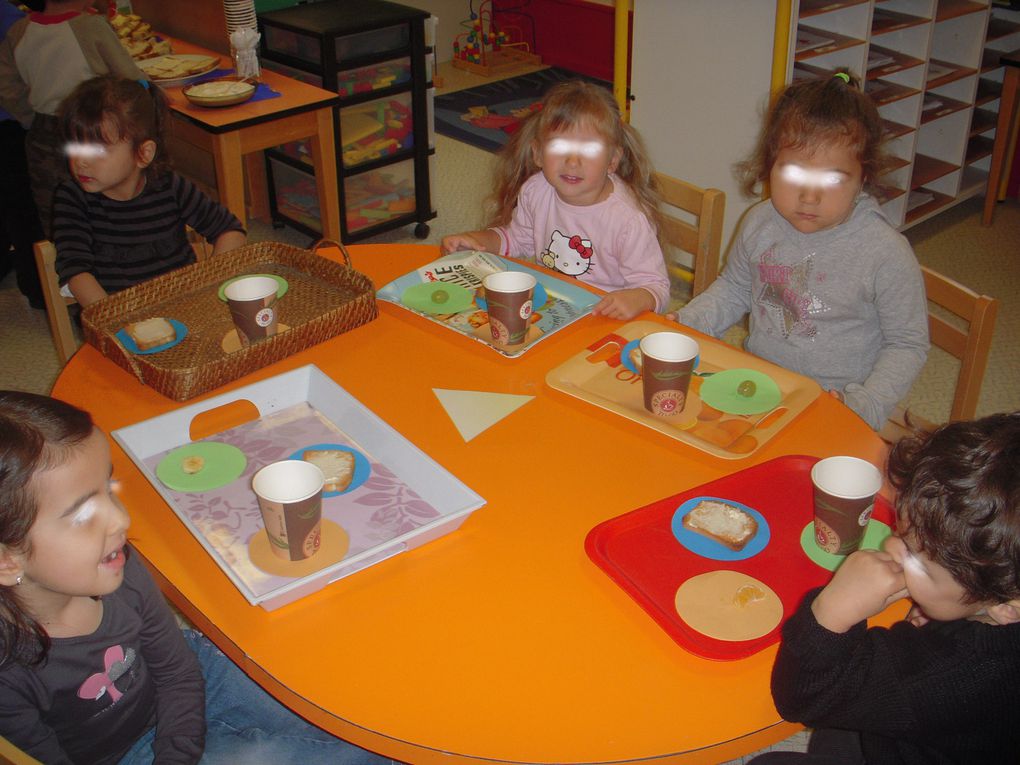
[0,391,395,764]
[53,76,246,307]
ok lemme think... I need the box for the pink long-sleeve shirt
[493,173,670,311]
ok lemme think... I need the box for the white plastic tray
[113,365,485,609]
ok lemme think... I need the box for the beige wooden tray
[545,321,821,459]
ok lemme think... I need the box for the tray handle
[310,239,351,267]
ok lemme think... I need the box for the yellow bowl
[183,78,256,108]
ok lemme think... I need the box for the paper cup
[638,331,699,417]
[483,271,536,346]
[811,456,883,555]
[252,460,324,561]
[225,275,279,346]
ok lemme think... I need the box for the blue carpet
[434,67,611,153]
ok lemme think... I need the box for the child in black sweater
[751,412,1020,765]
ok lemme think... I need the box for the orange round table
[52,244,894,764]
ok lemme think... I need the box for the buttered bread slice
[304,449,355,493]
[682,499,758,551]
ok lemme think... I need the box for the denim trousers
[119,630,396,764]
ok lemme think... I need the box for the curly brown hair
[58,75,171,183]
[737,69,888,197]
[485,80,666,244]
[887,412,1020,605]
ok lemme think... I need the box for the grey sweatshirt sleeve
[842,242,929,430]
[676,225,753,337]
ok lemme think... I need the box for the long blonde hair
[486,80,665,241]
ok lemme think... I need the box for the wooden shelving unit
[785,0,1020,229]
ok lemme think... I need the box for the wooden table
[52,245,897,765]
[983,47,1020,226]
[161,37,341,240]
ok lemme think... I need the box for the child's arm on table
[592,287,656,320]
[68,272,108,307]
[211,229,246,257]
[811,549,908,634]
[441,229,501,255]
[674,228,754,335]
[839,248,929,430]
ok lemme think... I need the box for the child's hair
[887,412,1020,605]
[485,80,665,240]
[58,75,171,182]
[0,391,95,666]
[738,69,887,197]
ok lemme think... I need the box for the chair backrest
[653,172,725,300]
[33,239,79,365]
[921,265,998,422]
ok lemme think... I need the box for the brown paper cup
[811,456,883,555]
[638,331,699,417]
[483,271,536,346]
[225,275,279,347]
[252,460,324,561]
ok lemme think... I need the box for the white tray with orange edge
[545,320,822,459]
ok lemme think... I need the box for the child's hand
[810,549,908,633]
[904,604,931,628]
[441,230,498,255]
[828,389,846,403]
[591,288,656,320]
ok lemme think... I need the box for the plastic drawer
[339,92,414,168]
[263,25,320,65]
[344,159,416,234]
[335,24,408,60]
[261,58,324,89]
[268,157,321,233]
[337,57,411,97]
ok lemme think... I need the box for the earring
[15,576,22,586]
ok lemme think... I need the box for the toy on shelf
[452,0,541,77]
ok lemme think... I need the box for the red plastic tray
[584,455,896,660]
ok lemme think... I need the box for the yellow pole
[772,0,793,96]
[614,0,630,120]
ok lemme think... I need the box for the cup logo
[651,389,684,416]
[519,300,533,320]
[489,316,510,344]
[858,503,875,527]
[255,307,274,328]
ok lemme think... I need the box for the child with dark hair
[0,0,145,236]
[54,75,246,307]
[676,71,929,430]
[0,390,395,764]
[442,79,670,320]
[750,412,1020,765]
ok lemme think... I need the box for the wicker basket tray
[82,241,377,401]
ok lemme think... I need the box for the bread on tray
[682,499,758,551]
[125,317,176,351]
[303,449,355,493]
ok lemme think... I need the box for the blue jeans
[119,630,395,764]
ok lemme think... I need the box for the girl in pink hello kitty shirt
[442,80,671,320]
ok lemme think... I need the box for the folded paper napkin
[229,28,261,80]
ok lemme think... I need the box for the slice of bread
[125,317,176,351]
[304,449,355,493]
[682,499,758,551]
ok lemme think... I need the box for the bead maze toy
[452,0,541,77]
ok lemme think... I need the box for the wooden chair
[33,231,213,365]
[33,239,79,365]
[653,171,725,302]
[880,266,999,444]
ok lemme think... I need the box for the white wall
[631,1,777,261]
[396,0,472,63]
